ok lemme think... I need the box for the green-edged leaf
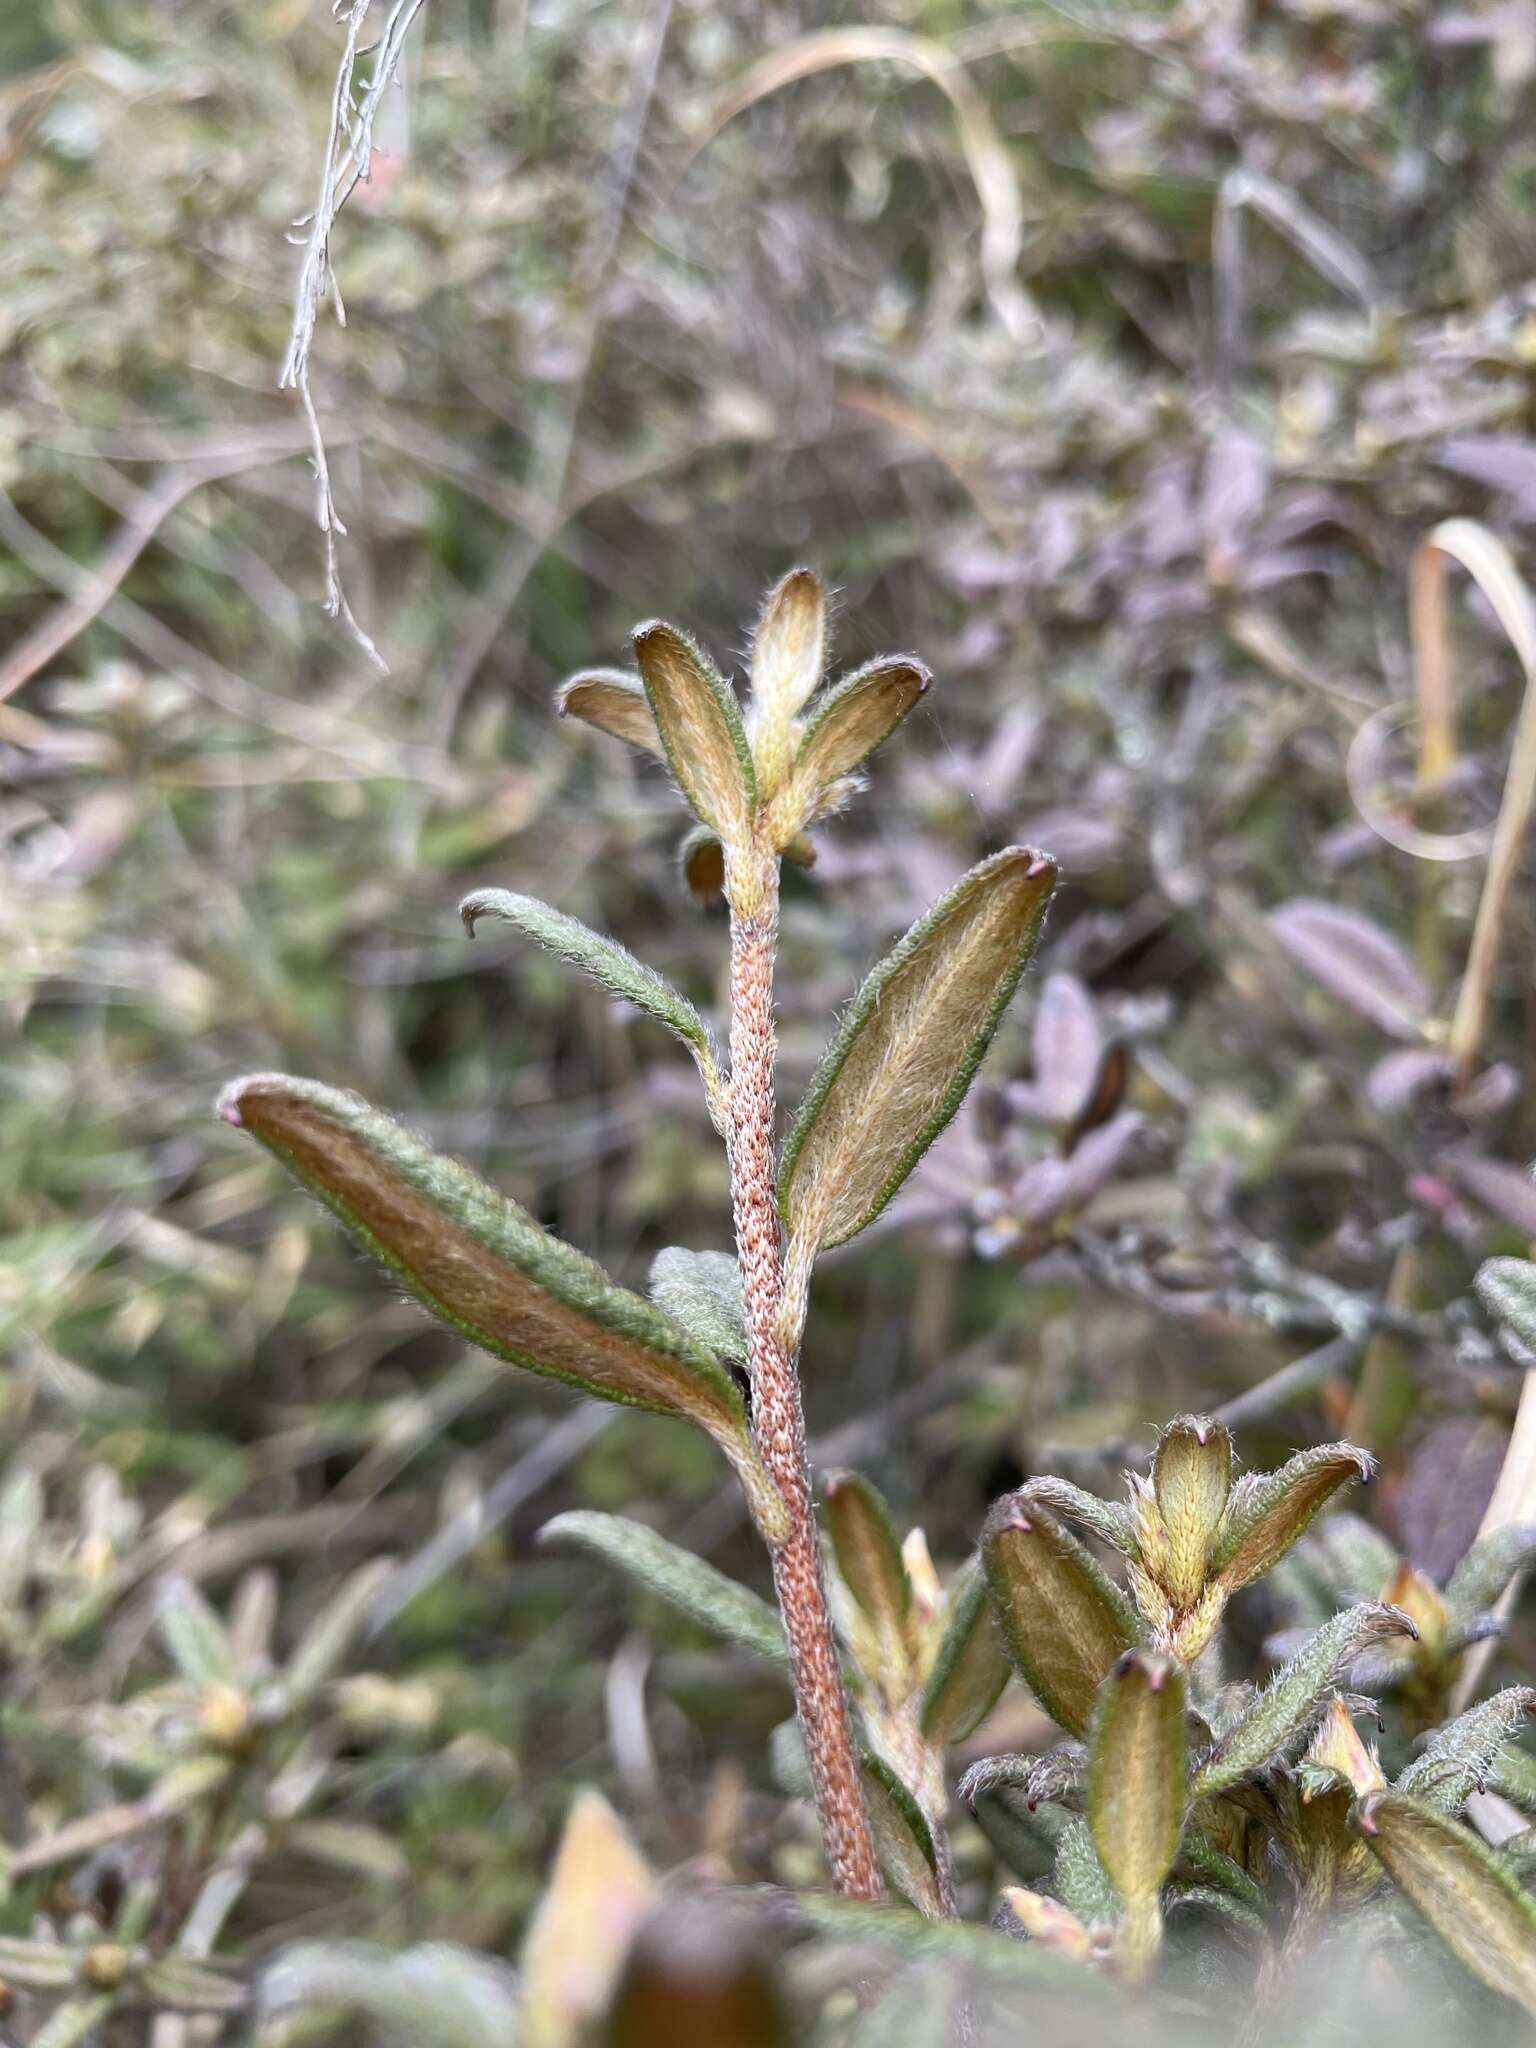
[920,1557,1011,1746]
[749,566,827,797]
[788,1896,1110,1994]
[1355,1791,1536,2015]
[1211,1443,1373,1594]
[1192,1603,1417,1798]
[825,1470,910,1635]
[1053,1817,1122,1929]
[1087,1650,1188,1903]
[1491,1742,1536,1810]
[861,1754,944,1917]
[539,1511,786,1667]
[770,657,929,845]
[779,848,1057,1254]
[156,1575,240,1691]
[555,669,664,758]
[461,890,724,1126]
[1023,1476,1139,1556]
[633,622,756,846]
[216,1075,786,1538]
[263,1942,522,2048]
[1477,1255,1536,1349]
[283,1560,394,1712]
[1152,1417,1233,1605]
[982,1492,1141,1737]
[1444,1523,1536,1618]
[647,1248,747,1368]
[1397,1689,1536,1813]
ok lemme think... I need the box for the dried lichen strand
[725,884,883,1902]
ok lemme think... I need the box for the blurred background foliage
[4,0,1536,2027]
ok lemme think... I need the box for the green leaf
[1087,1650,1188,1905]
[460,890,724,1128]
[959,1755,1073,1884]
[1052,1817,1121,1929]
[282,1560,393,1713]
[647,1248,747,1367]
[1477,1255,1536,1349]
[155,1575,240,1691]
[555,669,665,758]
[1191,1603,1418,1798]
[539,1511,786,1667]
[1211,1442,1373,1595]
[1355,1791,1536,2016]
[861,1754,944,1917]
[1397,1688,1536,1813]
[633,622,756,848]
[216,1075,786,1538]
[1152,1416,1233,1606]
[787,1896,1109,1994]
[982,1492,1141,1738]
[263,1941,523,2048]
[1021,1476,1139,1557]
[770,656,929,844]
[1444,1523,1536,1618]
[825,1470,910,1635]
[778,848,1057,1255]
[919,1557,1011,1746]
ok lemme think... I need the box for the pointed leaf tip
[633,620,756,855]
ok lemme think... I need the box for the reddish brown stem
[726,880,882,1901]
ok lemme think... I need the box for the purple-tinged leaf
[1029,975,1102,1126]
[1269,899,1430,1040]
[1439,1153,1536,1238]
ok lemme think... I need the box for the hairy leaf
[771,656,929,843]
[983,1493,1141,1737]
[1053,1817,1122,1929]
[1211,1443,1373,1594]
[749,565,826,795]
[156,1575,240,1692]
[825,1470,910,1636]
[1087,1650,1188,1904]
[1397,1689,1536,1813]
[262,1943,521,2048]
[647,1248,747,1367]
[633,622,756,848]
[1020,1476,1139,1557]
[460,889,724,1123]
[1192,1604,1417,1798]
[862,1754,943,1917]
[920,1557,1011,1745]
[1355,1791,1536,2015]
[1153,1416,1233,1606]
[216,1076,786,1536]
[1478,1256,1536,1350]
[539,1511,786,1667]
[283,1560,393,1713]
[779,848,1057,1254]
[555,669,664,758]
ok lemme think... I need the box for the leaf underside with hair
[982,1495,1141,1738]
[217,1075,784,1533]
[920,1558,1011,1745]
[633,622,756,842]
[775,656,929,839]
[539,1511,786,1666]
[778,847,1057,1253]
[556,669,665,758]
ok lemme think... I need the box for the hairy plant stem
[726,863,882,1901]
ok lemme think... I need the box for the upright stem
[726,868,882,1901]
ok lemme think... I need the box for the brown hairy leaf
[983,1492,1141,1738]
[749,566,827,795]
[633,622,756,851]
[217,1074,786,1535]
[769,656,930,845]
[556,669,664,758]
[779,847,1057,1255]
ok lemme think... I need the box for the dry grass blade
[691,29,1039,345]
[778,848,1056,1257]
